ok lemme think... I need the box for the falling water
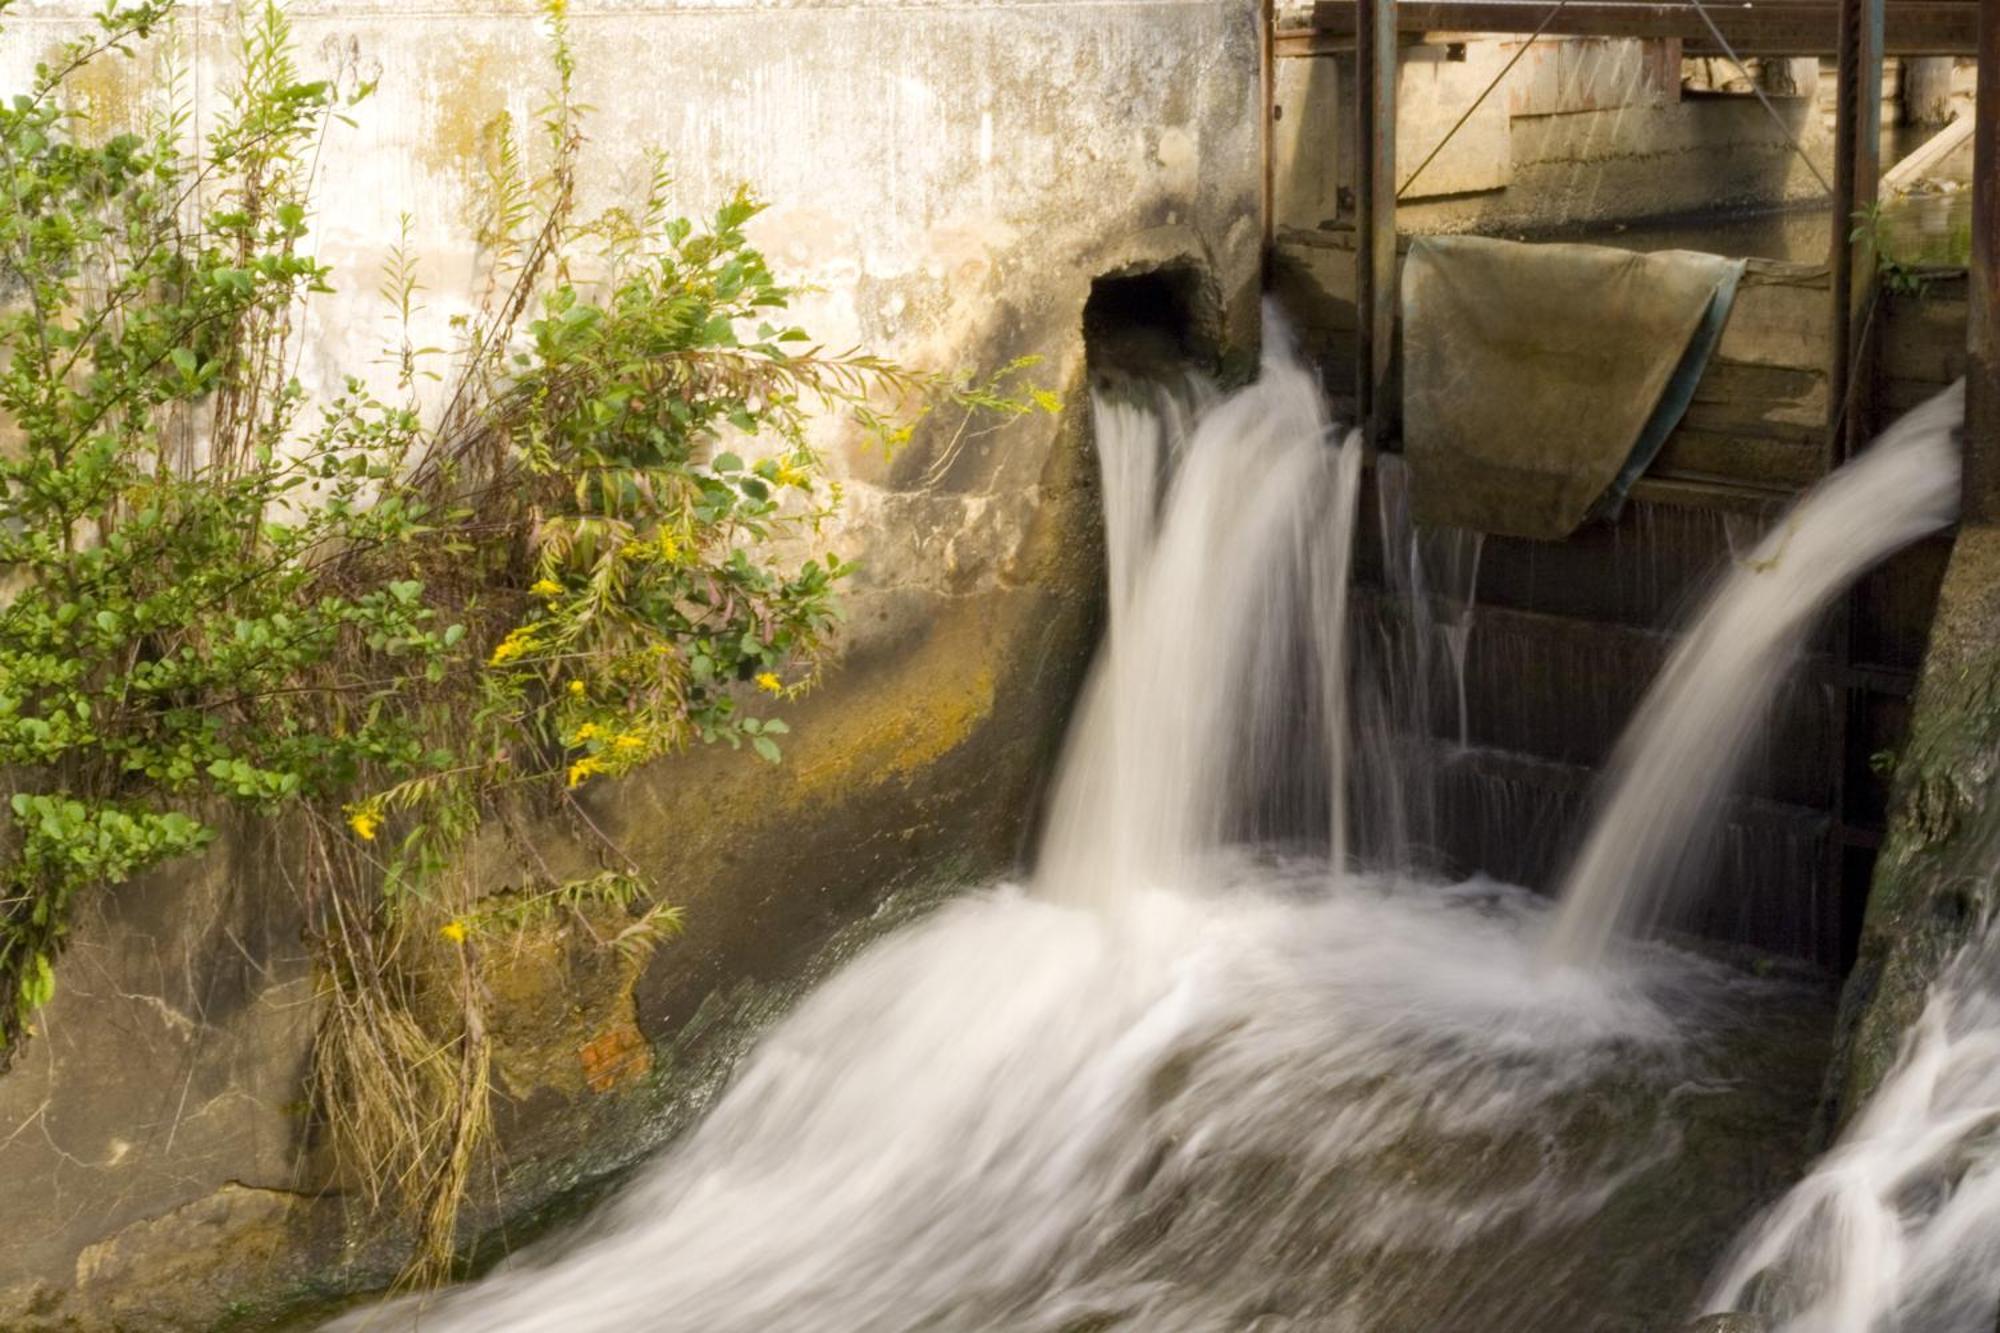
[1543,382,1966,966]
[328,316,1833,1333]
[1705,924,2000,1331]
[1347,456,1486,874]
[1034,338,1361,897]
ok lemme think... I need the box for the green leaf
[21,954,55,1011]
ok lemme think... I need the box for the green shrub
[0,0,1048,1279]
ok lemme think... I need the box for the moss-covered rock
[1827,522,2000,1130]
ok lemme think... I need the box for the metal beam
[1822,0,1886,958]
[1355,0,1399,445]
[1828,0,1885,460]
[1299,1,1979,56]
[1965,0,2000,523]
[1261,0,1278,286]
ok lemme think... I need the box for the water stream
[1544,382,1965,967]
[330,318,1954,1333]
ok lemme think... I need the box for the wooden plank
[1682,361,1830,436]
[1715,276,1836,374]
[1651,428,1828,489]
[1301,2,1980,56]
[1880,114,1976,195]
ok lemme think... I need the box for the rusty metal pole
[1827,0,1884,462]
[1354,0,1397,445]
[1828,0,1882,453]
[1824,0,1883,948]
[1964,0,2000,524]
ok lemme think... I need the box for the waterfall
[1348,456,1487,875]
[325,314,1834,1333]
[1704,925,2000,1331]
[1542,382,1966,967]
[1036,328,1362,898]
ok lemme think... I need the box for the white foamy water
[330,315,1833,1333]
[1035,338,1360,898]
[1544,382,1966,966]
[338,867,1732,1333]
[1706,930,2000,1332]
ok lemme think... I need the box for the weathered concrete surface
[1827,522,2000,1132]
[1274,35,1834,238]
[0,1,1264,1327]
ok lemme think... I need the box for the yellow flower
[345,805,381,842]
[572,722,603,743]
[531,578,563,599]
[489,626,536,666]
[755,672,782,695]
[568,679,587,697]
[567,756,604,788]
[1030,388,1064,415]
[440,919,468,943]
[612,732,644,753]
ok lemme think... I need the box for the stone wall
[0,2,1265,1326]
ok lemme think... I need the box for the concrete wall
[1275,35,1835,239]
[0,2,1264,1326]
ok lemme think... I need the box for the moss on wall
[1825,522,2000,1132]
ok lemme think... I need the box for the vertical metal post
[1260,0,1277,289]
[1964,0,2000,524]
[1827,0,1884,461]
[1824,0,1883,955]
[1354,0,1397,445]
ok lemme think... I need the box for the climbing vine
[0,0,1048,1279]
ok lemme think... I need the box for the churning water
[1705,927,2000,1332]
[333,323,1965,1332]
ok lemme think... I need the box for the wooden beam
[1828,0,1885,461]
[1301,2,1980,56]
[1355,0,1399,444]
[1964,0,2000,523]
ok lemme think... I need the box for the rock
[1830,523,2000,1131]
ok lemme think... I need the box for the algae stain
[483,907,653,1101]
[56,38,142,133]
[415,40,508,194]
[790,663,998,800]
